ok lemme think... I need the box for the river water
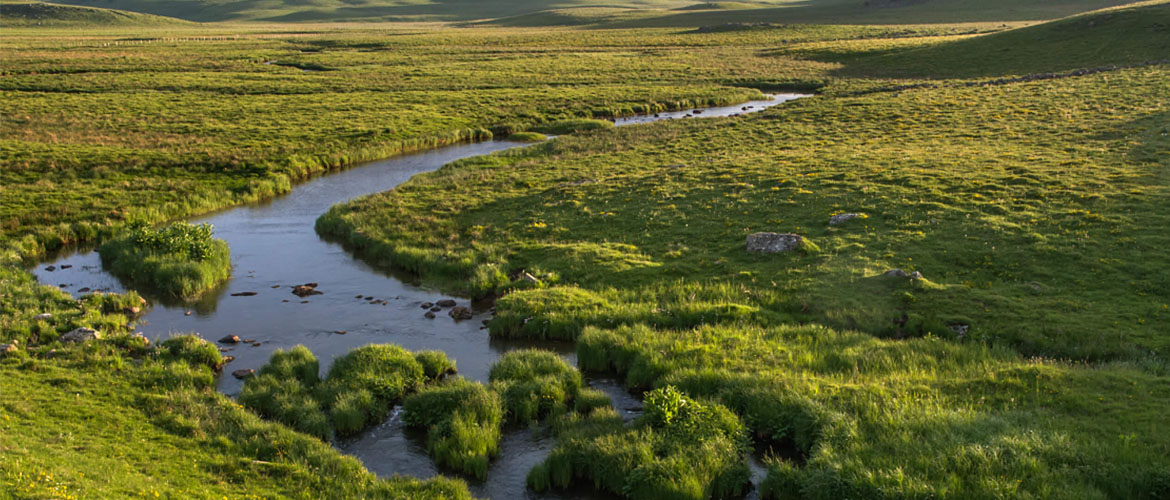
[30,93,805,499]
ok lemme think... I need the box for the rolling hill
[17,0,1151,24]
[0,0,190,25]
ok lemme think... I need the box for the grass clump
[239,344,431,440]
[98,221,230,301]
[489,349,583,424]
[415,350,458,381]
[530,385,751,500]
[530,119,615,135]
[402,377,504,479]
[508,131,548,142]
[158,334,223,371]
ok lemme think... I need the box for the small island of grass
[98,221,231,300]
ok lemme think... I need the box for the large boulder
[60,327,101,343]
[746,232,803,253]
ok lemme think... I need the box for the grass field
[3,0,1170,498]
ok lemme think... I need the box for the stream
[30,93,806,499]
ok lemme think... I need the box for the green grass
[0,0,192,26]
[0,335,472,499]
[489,349,583,424]
[317,9,1170,498]
[239,344,435,439]
[22,0,1148,24]
[402,377,504,479]
[97,222,231,300]
[529,386,752,500]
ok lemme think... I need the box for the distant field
[7,0,1149,23]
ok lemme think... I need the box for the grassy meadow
[3,0,1170,498]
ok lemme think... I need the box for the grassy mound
[402,377,503,479]
[239,344,442,439]
[489,349,583,424]
[529,386,752,500]
[98,222,230,301]
[0,1,190,26]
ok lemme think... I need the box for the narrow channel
[29,93,806,499]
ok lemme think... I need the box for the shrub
[98,221,231,300]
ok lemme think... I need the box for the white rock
[746,233,803,253]
[60,327,101,343]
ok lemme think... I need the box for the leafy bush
[98,222,231,300]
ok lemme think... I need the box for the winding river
[31,93,806,499]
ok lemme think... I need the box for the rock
[421,302,434,309]
[60,264,72,269]
[745,232,804,253]
[282,299,289,303]
[243,339,254,343]
[909,271,924,280]
[272,285,281,289]
[829,213,864,225]
[300,300,309,304]
[291,285,321,297]
[334,330,347,335]
[949,324,970,337]
[884,269,909,278]
[232,369,254,379]
[33,313,52,322]
[449,306,473,321]
[520,272,539,283]
[1,343,18,356]
[355,295,364,299]
[692,109,703,114]
[77,287,91,293]
[219,335,241,344]
[424,311,436,319]
[45,266,56,272]
[251,342,261,347]
[185,311,192,316]
[436,299,457,308]
[230,292,258,297]
[430,306,441,312]
[139,297,147,305]
[222,355,235,364]
[60,327,101,343]
[133,332,150,346]
[123,306,141,316]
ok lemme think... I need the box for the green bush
[489,349,582,423]
[402,377,503,479]
[98,222,231,300]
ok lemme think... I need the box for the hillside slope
[0,0,190,26]
[25,0,1149,23]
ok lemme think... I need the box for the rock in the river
[219,335,241,344]
[424,311,436,319]
[291,284,322,297]
[884,269,909,278]
[232,369,254,379]
[449,306,473,321]
[61,264,72,269]
[430,306,441,312]
[746,232,804,253]
[33,313,52,322]
[829,213,865,225]
[78,287,91,293]
[436,299,457,308]
[44,266,56,272]
[421,302,434,309]
[230,292,258,297]
[60,327,101,343]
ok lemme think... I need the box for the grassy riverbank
[3,1,1170,498]
[316,3,1170,497]
[98,222,231,300]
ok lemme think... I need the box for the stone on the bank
[61,327,101,343]
[449,306,473,320]
[884,269,909,278]
[232,369,254,379]
[436,299,457,307]
[33,313,52,322]
[219,335,241,344]
[746,232,803,253]
[829,213,865,225]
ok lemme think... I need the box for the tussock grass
[402,377,503,479]
[489,349,582,424]
[97,222,231,300]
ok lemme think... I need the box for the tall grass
[97,221,231,300]
[402,377,503,479]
